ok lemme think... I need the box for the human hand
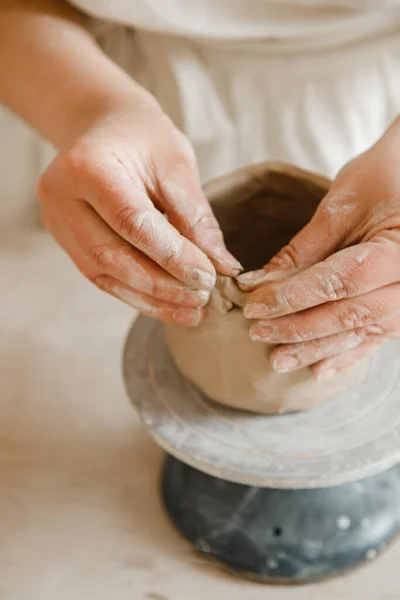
[38,95,242,326]
[238,120,400,378]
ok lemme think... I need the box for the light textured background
[0,109,399,599]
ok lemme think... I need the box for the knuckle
[174,131,196,164]
[87,244,118,272]
[151,279,162,298]
[279,288,298,314]
[63,142,91,176]
[186,210,220,238]
[91,274,111,292]
[167,148,194,170]
[361,323,388,338]
[336,160,356,181]
[156,119,196,165]
[317,269,349,301]
[114,205,143,239]
[36,175,50,201]
[337,303,375,331]
[64,145,137,192]
[40,207,50,230]
[37,180,54,230]
[288,320,308,342]
[162,247,180,270]
[270,243,302,272]
[355,323,391,342]
[36,173,52,203]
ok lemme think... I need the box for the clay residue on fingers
[355,247,371,263]
[132,209,216,290]
[161,180,243,276]
[324,189,357,217]
[133,209,183,264]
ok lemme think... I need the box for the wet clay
[164,162,366,414]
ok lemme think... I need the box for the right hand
[37,95,242,326]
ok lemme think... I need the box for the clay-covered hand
[239,119,400,378]
[38,97,242,326]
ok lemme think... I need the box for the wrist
[59,76,161,150]
[0,0,162,150]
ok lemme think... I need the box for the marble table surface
[0,227,398,600]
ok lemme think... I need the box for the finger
[244,240,400,319]
[237,193,344,290]
[269,302,400,371]
[249,282,400,343]
[94,275,204,327]
[157,153,243,276]
[62,153,217,291]
[312,339,385,381]
[45,200,210,309]
[270,328,379,373]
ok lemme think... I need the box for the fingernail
[245,296,282,318]
[161,286,210,308]
[249,331,263,342]
[244,303,271,319]
[184,289,210,307]
[217,249,243,273]
[271,355,299,373]
[238,269,290,290]
[185,268,216,291]
[173,308,203,327]
[237,269,267,289]
[315,368,337,381]
[249,323,275,341]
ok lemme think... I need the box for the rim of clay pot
[203,161,331,273]
[204,161,330,205]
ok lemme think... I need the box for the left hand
[238,119,400,380]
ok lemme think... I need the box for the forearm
[0,0,150,149]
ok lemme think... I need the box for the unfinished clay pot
[164,162,366,414]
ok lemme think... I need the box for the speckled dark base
[162,455,400,584]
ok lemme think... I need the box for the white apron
[1,0,400,226]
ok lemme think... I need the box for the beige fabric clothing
[69,0,400,42]
[87,20,400,181]
[66,1,400,180]
[1,1,400,229]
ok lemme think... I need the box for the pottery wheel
[123,316,400,489]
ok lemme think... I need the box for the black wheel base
[161,455,400,584]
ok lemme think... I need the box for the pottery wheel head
[124,317,400,489]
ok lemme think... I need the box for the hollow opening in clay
[209,167,329,270]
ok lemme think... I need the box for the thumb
[237,196,347,291]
